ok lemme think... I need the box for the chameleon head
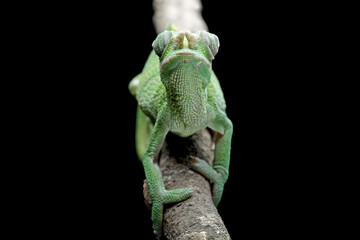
[152,30,219,89]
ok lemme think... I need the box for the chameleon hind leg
[141,115,192,238]
[190,113,233,206]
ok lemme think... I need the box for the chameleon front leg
[190,112,233,206]
[142,117,193,238]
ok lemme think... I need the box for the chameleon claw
[151,187,192,238]
[188,156,227,206]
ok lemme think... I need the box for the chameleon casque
[129,25,233,238]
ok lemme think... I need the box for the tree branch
[153,0,208,33]
[143,1,231,239]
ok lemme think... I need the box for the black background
[2,1,336,239]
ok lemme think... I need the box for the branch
[143,1,231,239]
[153,0,208,33]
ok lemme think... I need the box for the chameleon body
[129,26,233,238]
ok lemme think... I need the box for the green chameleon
[129,25,233,238]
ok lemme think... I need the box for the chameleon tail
[135,106,153,161]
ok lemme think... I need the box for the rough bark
[143,1,231,239]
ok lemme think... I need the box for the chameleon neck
[161,62,208,126]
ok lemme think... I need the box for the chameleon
[129,25,233,238]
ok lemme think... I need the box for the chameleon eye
[152,30,174,58]
[198,31,220,60]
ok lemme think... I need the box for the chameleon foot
[151,187,193,238]
[189,156,228,206]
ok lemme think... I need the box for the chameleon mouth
[160,50,211,70]
[177,52,194,56]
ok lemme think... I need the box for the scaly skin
[129,26,232,238]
